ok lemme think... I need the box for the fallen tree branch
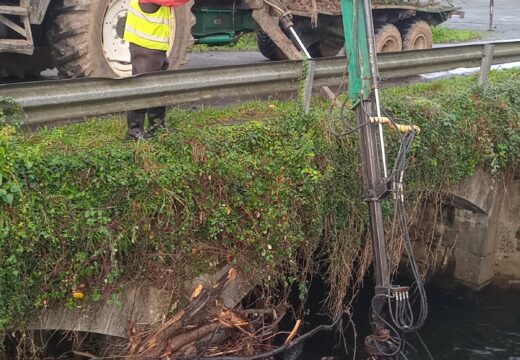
[164,324,221,356]
[199,311,344,360]
[284,320,302,344]
[128,269,239,359]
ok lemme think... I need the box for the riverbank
[1,70,519,352]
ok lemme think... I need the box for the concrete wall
[28,266,251,339]
[495,170,520,286]
[414,168,520,290]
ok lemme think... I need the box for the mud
[284,0,341,15]
[282,0,454,16]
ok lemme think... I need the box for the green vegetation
[189,32,258,52]
[432,26,482,44]
[1,70,519,329]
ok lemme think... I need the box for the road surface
[187,0,520,69]
[444,0,520,40]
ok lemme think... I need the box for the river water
[302,283,520,360]
[415,286,520,360]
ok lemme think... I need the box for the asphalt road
[186,0,520,69]
[444,0,520,40]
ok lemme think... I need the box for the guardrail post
[479,44,495,90]
[303,60,316,115]
[488,0,494,31]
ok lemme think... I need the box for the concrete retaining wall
[414,168,520,290]
[28,266,251,339]
[496,170,520,286]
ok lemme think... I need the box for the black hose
[199,313,344,360]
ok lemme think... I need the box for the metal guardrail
[1,40,519,126]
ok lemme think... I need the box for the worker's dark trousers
[126,43,169,139]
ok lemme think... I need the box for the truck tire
[374,24,402,53]
[401,20,433,50]
[48,0,195,78]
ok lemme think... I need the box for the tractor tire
[256,31,286,61]
[374,24,402,53]
[400,20,433,51]
[48,0,195,78]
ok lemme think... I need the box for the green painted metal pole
[340,0,372,103]
[340,0,394,358]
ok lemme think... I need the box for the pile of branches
[127,269,299,359]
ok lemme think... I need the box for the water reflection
[414,286,520,360]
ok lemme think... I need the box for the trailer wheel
[48,0,195,78]
[256,31,344,60]
[374,24,402,53]
[256,31,286,60]
[308,36,344,57]
[401,20,433,50]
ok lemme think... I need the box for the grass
[432,26,482,44]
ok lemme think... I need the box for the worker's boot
[126,110,146,140]
[145,106,167,138]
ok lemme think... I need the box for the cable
[399,350,410,360]
[415,331,435,360]
[327,97,374,137]
[369,294,404,357]
[365,106,430,359]
[262,0,286,15]
[385,124,428,332]
[200,312,344,360]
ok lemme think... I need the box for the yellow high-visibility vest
[124,0,171,51]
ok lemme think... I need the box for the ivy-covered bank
[1,70,519,329]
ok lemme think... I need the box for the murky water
[415,286,520,360]
[302,283,520,360]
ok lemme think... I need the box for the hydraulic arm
[342,0,392,356]
[340,0,428,358]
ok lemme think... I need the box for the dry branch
[126,269,285,360]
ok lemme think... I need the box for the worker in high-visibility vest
[123,0,190,140]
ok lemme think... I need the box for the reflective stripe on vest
[123,0,171,51]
